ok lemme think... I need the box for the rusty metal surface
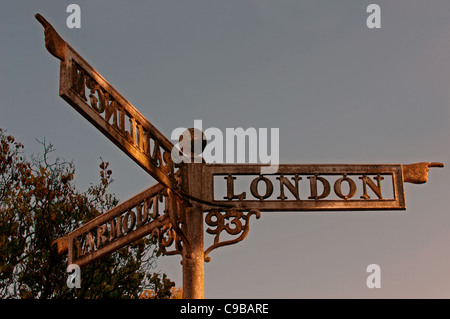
[202,163,407,211]
[204,209,260,262]
[36,14,179,190]
[36,14,444,299]
[35,14,66,60]
[67,183,168,267]
[181,163,206,299]
[403,162,444,184]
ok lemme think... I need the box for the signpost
[35,14,179,190]
[202,163,406,211]
[36,14,443,299]
[64,183,167,268]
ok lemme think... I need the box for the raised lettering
[334,174,357,200]
[104,98,119,128]
[224,174,246,200]
[277,174,301,200]
[250,175,273,200]
[136,203,148,226]
[72,64,86,100]
[83,231,95,255]
[122,210,136,233]
[308,174,331,200]
[96,225,108,247]
[152,140,163,167]
[108,215,123,241]
[360,174,384,199]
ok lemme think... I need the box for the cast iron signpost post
[36,14,443,299]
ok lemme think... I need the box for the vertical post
[182,162,205,299]
[182,203,204,299]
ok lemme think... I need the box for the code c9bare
[224,303,269,314]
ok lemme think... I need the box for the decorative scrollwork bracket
[204,209,261,262]
[152,188,191,257]
[154,223,184,256]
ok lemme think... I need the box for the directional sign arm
[201,162,443,212]
[35,14,65,60]
[402,162,444,184]
[35,14,179,189]
[54,183,168,267]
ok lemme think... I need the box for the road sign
[65,183,167,267]
[36,14,179,190]
[36,14,443,299]
[202,163,406,211]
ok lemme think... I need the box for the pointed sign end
[35,13,66,61]
[403,162,444,184]
[52,237,69,255]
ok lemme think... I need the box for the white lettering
[66,4,81,29]
[366,4,381,29]
[366,264,381,288]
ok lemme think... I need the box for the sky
[1,0,450,298]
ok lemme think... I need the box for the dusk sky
[1,0,450,298]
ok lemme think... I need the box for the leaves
[0,129,174,299]
[139,274,180,299]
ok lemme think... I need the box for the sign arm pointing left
[35,14,66,60]
[35,13,180,190]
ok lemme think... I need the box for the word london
[223,173,386,202]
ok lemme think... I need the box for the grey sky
[1,0,450,298]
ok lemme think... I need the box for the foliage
[0,129,175,299]
[140,276,182,299]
